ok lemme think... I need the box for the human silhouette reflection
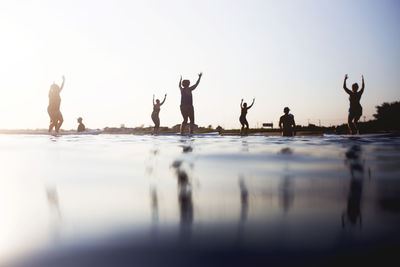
[150,186,158,224]
[241,139,249,152]
[172,160,193,241]
[46,186,62,241]
[237,177,248,244]
[279,175,294,213]
[342,145,364,228]
[179,139,193,153]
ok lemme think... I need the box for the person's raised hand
[198,72,203,78]
[344,74,348,80]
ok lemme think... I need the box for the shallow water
[1,134,400,266]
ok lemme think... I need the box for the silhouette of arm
[179,76,183,90]
[160,94,167,105]
[240,99,243,109]
[343,74,351,95]
[153,94,155,106]
[189,72,202,91]
[59,76,65,91]
[292,116,296,135]
[279,117,283,130]
[359,75,365,95]
[247,98,255,109]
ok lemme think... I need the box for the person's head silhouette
[182,80,190,88]
[352,83,359,92]
[50,83,60,92]
[284,107,290,114]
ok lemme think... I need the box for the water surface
[1,134,399,266]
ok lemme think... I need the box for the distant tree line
[373,101,400,130]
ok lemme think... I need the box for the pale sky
[0,0,399,130]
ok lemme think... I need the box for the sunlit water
[1,134,399,266]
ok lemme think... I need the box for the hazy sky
[0,0,399,129]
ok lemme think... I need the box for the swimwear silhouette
[343,74,365,134]
[239,98,255,136]
[151,94,167,134]
[77,117,85,132]
[179,73,202,135]
[279,107,296,136]
[48,76,65,133]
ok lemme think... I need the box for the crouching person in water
[151,94,167,134]
[343,74,365,135]
[239,98,255,136]
[48,76,65,133]
[179,73,202,135]
[77,117,85,132]
[279,107,296,136]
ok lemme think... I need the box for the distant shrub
[373,101,400,130]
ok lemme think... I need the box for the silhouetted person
[151,94,167,134]
[48,76,65,133]
[77,117,85,132]
[216,125,223,135]
[279,107,296,136]
[343,74,365,134]
[179,73,202,135]
[239,98,255,136]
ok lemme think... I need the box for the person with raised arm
[48,76,65,133]
[179,72,202,135]
[343,74,365,135]
[151,93,167,134]
[239,98,255,136]
[279,107,296,136]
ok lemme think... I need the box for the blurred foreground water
[0,134,399,266]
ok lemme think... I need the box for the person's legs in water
[347,113,355,134]
[48,109,57,132]
[152,115,160,134]
[48,119,57,132]
[188,106,195,134]
[244,119,249,135]
[353,111,362,135]
[347,112,357,134]
[239,116,245,136]
[180,106,189,134]
[55,112,64,132]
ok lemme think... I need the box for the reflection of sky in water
[0,135,399,266]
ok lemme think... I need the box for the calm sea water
[1,134,399,267]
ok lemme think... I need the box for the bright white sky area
[0,0,399,130]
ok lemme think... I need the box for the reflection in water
[150,187,158,224]
[179,139,193,153]
[239,177,248,222]
[46,186,62,241]
[342,145,364,228]
[172,160,193,241]
[241,140,249,152]
[237,176,248,243]
[279,175,294,213]
[278,147,294,213]
[279,147,293,155]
